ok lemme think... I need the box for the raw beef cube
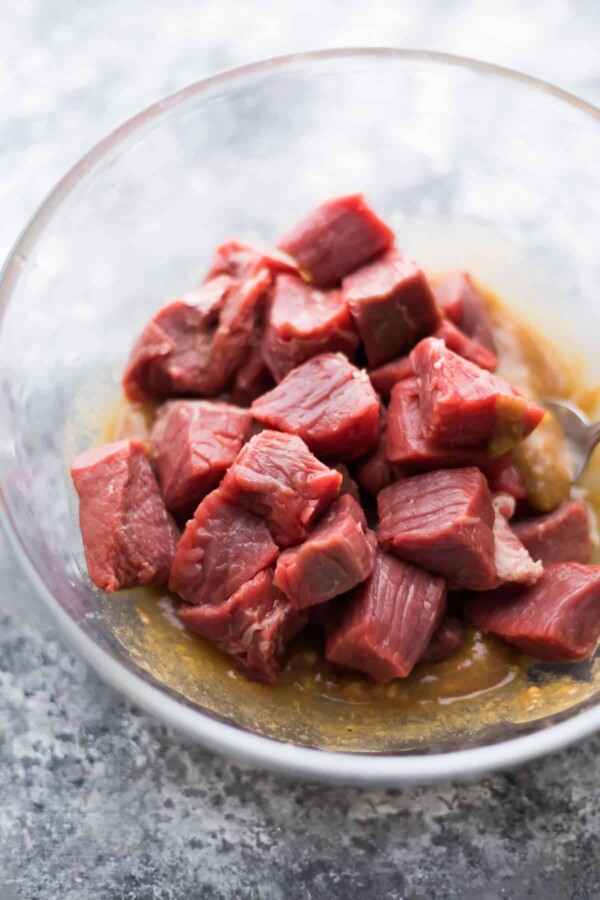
[433,271,496,353]
[169,488,278,606]
[205,239,298,281]
[385,378,490,469]
[262,274,359,381]
[179,569,306,684]
[122,276,234,402]
[123,269,271,401]
[355,406,400,497]
[277,194,394,288]
[274,495,377,609]
[221,430,342,547]
[200,267,272,394]
[378,467,497,590]
[434,316,498,372]
[369,356,413,397]
[367,316,497,396]
[71,440,179,593]
[464,563,600,661]
[343,248,439,367]
[332,463,361,502]
[483,453,527,501]
[325,551,446,682]
[230,338,274,407]
[151,400,251,518]
[420,616,467,664]
[411,338,544,453]
[492,493,543,586]
[252,353,380,459]
[512,501,592,565]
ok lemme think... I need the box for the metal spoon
[542,397,600,481]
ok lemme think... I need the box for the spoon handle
[588,421,600,452]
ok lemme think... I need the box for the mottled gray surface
[2,2,600,898]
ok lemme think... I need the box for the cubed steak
[179,569,306,684]
[252,353,380,459]
[434,316,498,372]
[483,453,527,500]
[369,356,413,397]
[151,400,251,519]
[221,430,342,547]
[200,267,272,394]
[411,337,544,453]
[420,616,468,664]
[464,563,600,662]
[378,467,497,590]
[169,488,278,606]
[512,501,593,566]
[274,495,377,609]
[122,275,234,402]
[433,271,496,353]
[71,440,179,593]
[123,269,271,401]
[325,551,446,682]
[277,194,394,288]
[342,248,439,367]
[332,463,361,502]
[230,339,274,407]
[367,316,497,398]
[205,239,297,281]
[262,274,359,381]
[355,405,400,497]
[492,492,543,586]
[385,377,490,469]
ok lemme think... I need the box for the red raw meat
[169,488,278,606]
[71,440,179,592]
[512,501,592,566]
[369,357,413,397]
[492,492,543,587]
[343,247,439,367]
[122,276,234,402]
[252,353,380,459]
[151,400,251,519]
[230,338,274,407]
[221,430,342,548]
[355,406,401,497]
[420,616,467,664]
[464,563,600,661]
[123,269,271,401]
[411,337,544,453]
[385,377,491,469]
[325,551,446,682]
[378,467,497,590]
[262,274,359,381]
[483,453,527,501]
[201,268,272,394]
[332,463,361,502]
[433,271,496,353]
[368,316,497,398]
[434,316,498,371]
[274,495,377,609]
[179,569,306,684]
[369,317,498,397]
[205,239,298,281]
[277,194,394,288]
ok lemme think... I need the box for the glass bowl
[1,49,599,785]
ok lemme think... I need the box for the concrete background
[2,2,600,897]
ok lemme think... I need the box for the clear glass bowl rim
[2,48,599,785]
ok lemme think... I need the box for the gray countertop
[2,3,600,897]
